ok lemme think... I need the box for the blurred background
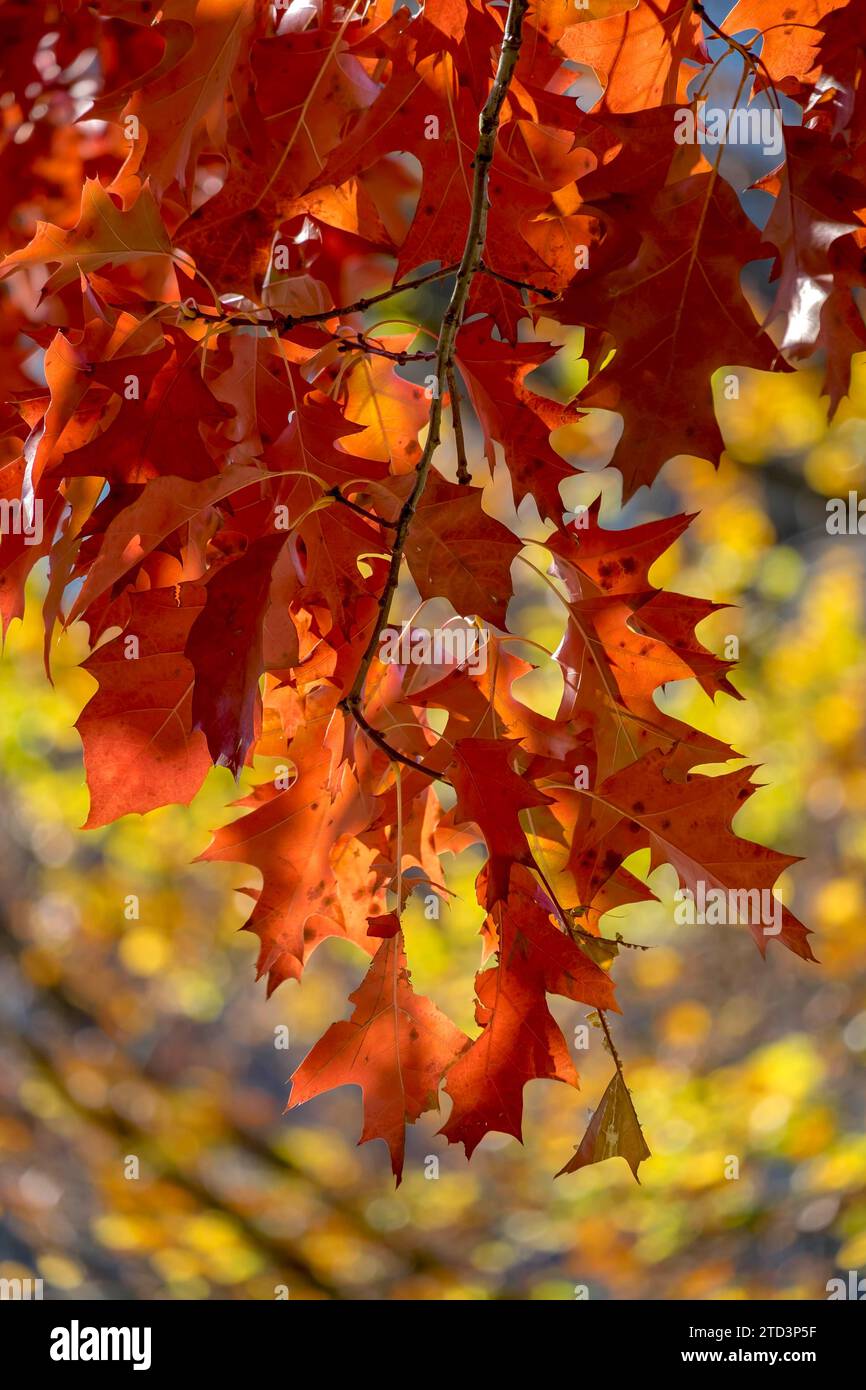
[1,337,865,1300]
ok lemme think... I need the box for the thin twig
[598,1008,626,1079]
[693,0,782,97]
[693,0,755,63]
[479,261,559,301]
[336,332,436,364]
[447,364,470,484]
[157,264,461,332]
[570,921,650,952]
[280,262,460,327]
[533,862,574,934]
[535,861,633,1083]
[340,0,531,759]
[326,486,399,529]
[349,703,450,783]
[536,862,647,951]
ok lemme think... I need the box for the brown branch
[339,0,531,758]
[598,1007,626,1079]
[280,262,460,328]
[165,263,461,331]
[447,364,470,484]
[534,860,632,1084]
[479,261,559,301]
[692,1,782,99]
[533,862,573,933]
[693,0,749,54]
[326,486,399,529]
[336,332,436,364]
[536,863,648,951]
[343,698,451,784]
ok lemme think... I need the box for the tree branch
[280,262,460,328]
[339,0,530,756]
[572,923,650,952]
[534,860,633,1086]
[692,0,780,96]
[447,364,470,484]
[479,261,559,301]
[336,332,436,364]
[326,486,399,529]
[164,263,461,331]
[598,1008,626,1080]
[535,861,649,951]
[343,696,451,783]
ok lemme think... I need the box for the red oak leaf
[289,930,469,1182]
[451,737,554,907]
[77,584,211,827]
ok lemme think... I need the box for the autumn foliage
[1,0,863,1183]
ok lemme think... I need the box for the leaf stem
[339,0,531,752]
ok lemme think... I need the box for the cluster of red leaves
[1,0,863,1182]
